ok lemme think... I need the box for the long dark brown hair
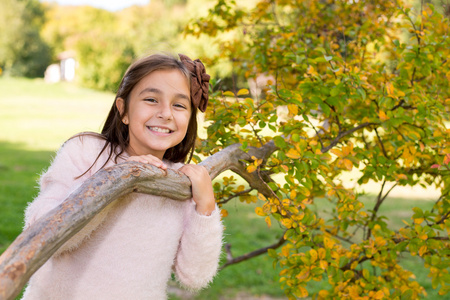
[79,53,198,176]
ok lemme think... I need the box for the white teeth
[149,126,171,133]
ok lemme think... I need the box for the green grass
[0,142,52,253]
[0,77,112,150]
[0,77,447,299]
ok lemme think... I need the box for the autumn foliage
[187,0,450,299]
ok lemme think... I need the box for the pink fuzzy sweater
[22,135,223,300]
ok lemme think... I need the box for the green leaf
[330,87,340,97]
[357,88,366,100]
[274,136,287,148]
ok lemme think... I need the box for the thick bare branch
[0,163,192,300]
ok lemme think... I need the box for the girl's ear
[116,98,129,125]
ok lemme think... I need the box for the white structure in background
[44,50,77,83]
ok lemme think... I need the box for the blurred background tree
[0,0,51,77]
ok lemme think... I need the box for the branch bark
[0,141,277,300]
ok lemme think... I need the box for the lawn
[0,77,446,299]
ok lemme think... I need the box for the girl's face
[116,69,191,159]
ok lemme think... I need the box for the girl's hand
[126,154,167,170]
[179,165,216,216]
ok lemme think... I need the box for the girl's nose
[157,103,173,120]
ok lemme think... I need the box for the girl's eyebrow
[139,87,190,101]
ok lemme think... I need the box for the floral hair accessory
[179,54,210,112]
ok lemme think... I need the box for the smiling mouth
[148,126,172,133]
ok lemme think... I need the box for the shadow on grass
[0,141,54,254]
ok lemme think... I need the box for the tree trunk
[0,141,276,300]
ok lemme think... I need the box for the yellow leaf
[265,216,272,228]
[255,207,266,216]
[343,158,353,171]
[418,233,428,240]
[223,91,234,97]
[319,260,328,270]
[279,269,289,277]
[293,286,308,298]
[307,65,318,76]
[246,108,253,119]
[331,148,344,157]
[290,190,297,199]
[286,148,301,159]
[379,110,389,121]
[310,249,318,263]
[237,88,249,96]
[374,290,384,300]
[288,104,298,115]
[414,217,424,224]
[220,209,229,218]
[324,237,335,249]
[318,248,326,259]
[396,174,408,181]
[281,32,295,39]
[281,218,293,229]
[247,165,257,173]
[258,193,267,201]
[386,82,394,95]
[419,245,427,256]
[235,185,245,193]
[319,290,329,298]
[281,165,289,172]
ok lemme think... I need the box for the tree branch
[217,188,253,205]
[220,231,287,270]
[321,122,377,153]
[367,181,398,240]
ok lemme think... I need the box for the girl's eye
[144,98,157,103]
[174,103,187,109]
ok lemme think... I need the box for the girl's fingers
[127,155,167,169]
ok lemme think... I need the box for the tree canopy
[186,0,450,298]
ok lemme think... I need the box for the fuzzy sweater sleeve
[173,200,224,291]
[24,135,111,256]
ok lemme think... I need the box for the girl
[22,53,223,299]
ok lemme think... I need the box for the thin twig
[321,122,377,153]
[217,188,253,205]
[374,128,388,158]
[220,231,287,270]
